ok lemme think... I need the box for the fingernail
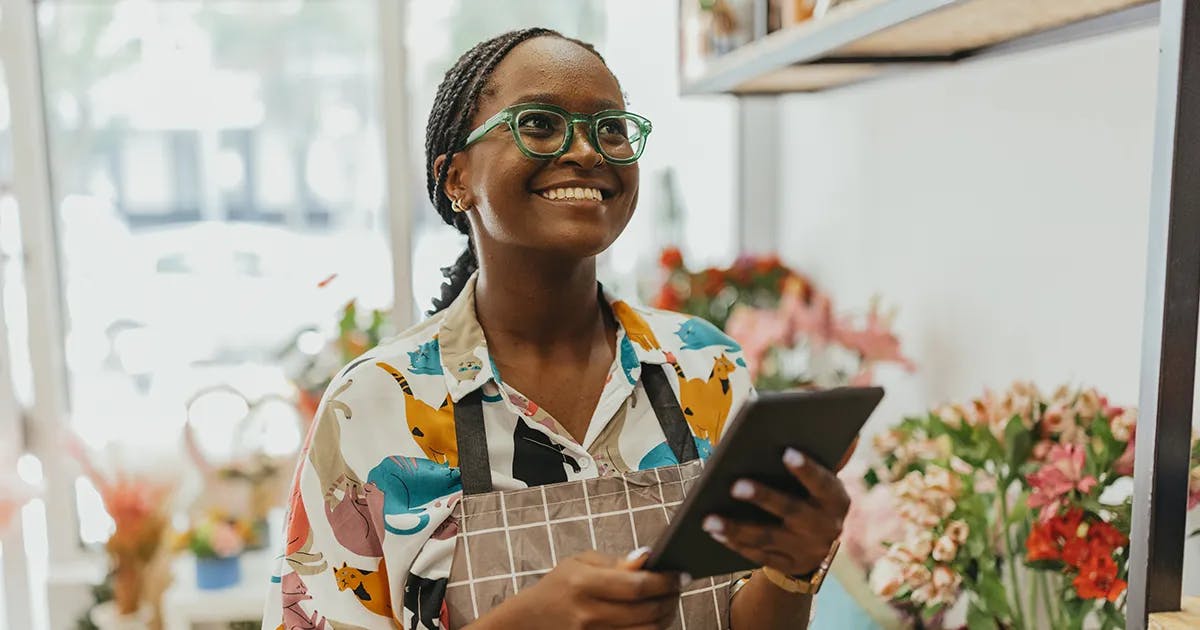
[679,573,693,589]
[624,546,651,563]
[784,448,806,468]
[702,515,724,534]
[731,480,754,499]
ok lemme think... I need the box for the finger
[618,546,652,571]
[590,594,678,627]
[701,516,798,567]
[784,448,851,513]
[583,567,683,602]
[729,478,805,522]
[731,480,840,539]
[574,550,622,568]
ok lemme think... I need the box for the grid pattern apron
[444,365,736,629]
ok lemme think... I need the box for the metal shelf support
[1128,0,1200,625]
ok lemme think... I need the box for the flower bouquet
[650,247,914,390]
[176,512,254,590]
[865,382,1200,629]
[69,438,175,626]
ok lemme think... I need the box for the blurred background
[0,0,1197,629]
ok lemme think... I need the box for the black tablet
[643,386,884,578]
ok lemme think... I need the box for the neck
[474,246,607,348]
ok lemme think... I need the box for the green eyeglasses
[461,102,652,165]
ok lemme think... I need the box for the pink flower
[1027,443,1098,521]
[1189,467,1200,511]
[1114,433,1136,476]
[209,522,245,558]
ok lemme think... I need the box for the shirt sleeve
[264,362,462,630]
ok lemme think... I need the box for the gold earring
[452,198,470,213]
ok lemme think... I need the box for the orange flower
[1026,521,1059,561]
[1073,553,1127,601]
[659,247,684,270]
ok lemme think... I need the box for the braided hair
[424,28,610,314]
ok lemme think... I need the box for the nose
[557,121,605,169]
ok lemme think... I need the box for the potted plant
[178,513,252,590]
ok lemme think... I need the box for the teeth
[540,187,603,201]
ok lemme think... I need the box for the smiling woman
[265,27,844,630]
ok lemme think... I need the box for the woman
[264,28,849,630]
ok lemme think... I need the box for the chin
[537,225,622,260]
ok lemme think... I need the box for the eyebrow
[508,92,623,111]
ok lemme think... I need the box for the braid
[425,28,610,314]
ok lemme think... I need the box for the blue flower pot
[195,555,241,590]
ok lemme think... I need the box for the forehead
[479,36,625,118]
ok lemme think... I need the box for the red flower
[1087,520,1128,550]
[1026,521,1060,561]
[659,247,684,270]
[1072,553,1127,601]
[1049,508,1085,541]
[652,285,683,311]
[702,268,725,297]
[1061,536,1092,568]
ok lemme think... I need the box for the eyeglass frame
[459,102,653,165]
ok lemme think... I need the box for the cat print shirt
[263,272,754,630]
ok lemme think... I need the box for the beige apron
[444,365,736,629]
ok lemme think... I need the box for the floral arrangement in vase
[69,438,176,625]
[864,382,1200,629]
[650,246,914,390]
[183,411,289,548]
[175,511,255,590]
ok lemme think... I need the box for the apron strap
[454,389,494,495]
[453,362,698,496]
[641,363,700,464]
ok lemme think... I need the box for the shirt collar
[437,272,668,402]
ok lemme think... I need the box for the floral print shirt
[263,273,753,630]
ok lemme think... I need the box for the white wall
[775,26,1200,592]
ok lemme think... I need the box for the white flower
[869,558,905,598]
[946,520,970,544]
[1111,409,1136,442]
[932,535,958,562]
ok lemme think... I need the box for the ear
[433,152,473,208]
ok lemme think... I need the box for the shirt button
[580,457,592,470]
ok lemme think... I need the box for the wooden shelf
[682,0,1158,94]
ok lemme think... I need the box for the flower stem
[998,484,1027,628]
[1039,569,1056,628]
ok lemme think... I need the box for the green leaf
[1004,416,1035,478]
[967,602,996,630]
[864,468,880,487]
[977,572,1011,618]
[920,604,945,624]
[1101,603,1126,630]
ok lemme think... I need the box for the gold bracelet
[761,539,840,595]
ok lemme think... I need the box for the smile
[538,187,605,201]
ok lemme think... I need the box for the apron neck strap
[453,362,698,496]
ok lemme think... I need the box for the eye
[598,119,628,138]
[517,111,560,137]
